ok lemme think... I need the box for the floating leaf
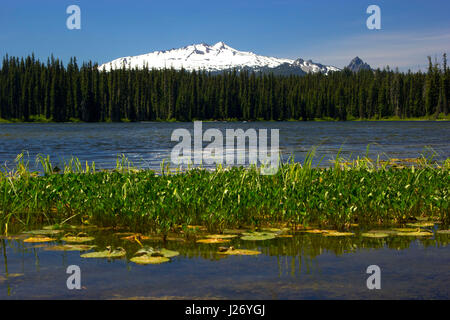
[361,232,390,238]
[324,232,355,237]
[205,234,238,239]
[406,222,435,228]
[223,229,248,234]
[276,234,293,238]
[130,255,170,265]
[135,247,179,258]
[114,232,135,237]
[81,247,126,259]
[23,229,63,235]
[197,238,231,244]
[218,248,261,255]
[260,227,289,233]
[166,237,186,242]
[392,228,418,233]
[135,246,155,256]
[436,230,450,235]
[61,236,95,243]
[159,248,179,258]
[44,244,96,251]
[300,229,334,234]
[396,231,433,237]
[241,232,276,241]
[23,236,56,243]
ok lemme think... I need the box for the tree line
[0,53,448,122]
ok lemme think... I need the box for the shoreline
[1,117,449,124]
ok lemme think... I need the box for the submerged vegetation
[0,152,449,235]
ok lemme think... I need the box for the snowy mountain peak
[99,42,340,75]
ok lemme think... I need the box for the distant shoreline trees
[0,54,448,122]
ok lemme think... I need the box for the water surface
[0,121,449,169]
[1,226,449,299]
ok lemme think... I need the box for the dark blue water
[0,121,449,170]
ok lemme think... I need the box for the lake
[0,121,449,299]
[0,121,449,170]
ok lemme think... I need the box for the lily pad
[23,229,63,235]
[43,224,66,230]
[81,247,126,259]
[436,230,450,235]
[44,244,96,251]
[159,248,179,258]
[241,232,276,241]
[223,229,248,234]
[130,255,170,265]
[260,227,290,233]
[406,222,435,228]
[23,236,56,243]
[114,232,135,237]
[196,238,231,244]
[396,231,434,237]
[166,237,186,242]
[135,247,179,258]
[300,229,334,234]
[392,228,419,233]
[324,232,355,237]
[205,234,238,239]
[361,232,390,238]
[218,248,261,255]
[61,236,95,243]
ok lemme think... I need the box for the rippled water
[0,121,449,170]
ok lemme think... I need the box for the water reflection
[1,228,449,299]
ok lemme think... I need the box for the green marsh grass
[0,152,448,234]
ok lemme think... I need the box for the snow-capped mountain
[99,42,340,75]
[292,58,341,74]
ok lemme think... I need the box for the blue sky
[1,0,450,71]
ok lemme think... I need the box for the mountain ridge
[99,42,341,75]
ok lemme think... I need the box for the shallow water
[0,121,449,170]
[1,226,449,299]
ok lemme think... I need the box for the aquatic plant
[0,152,448,235]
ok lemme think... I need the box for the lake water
[0,121,449,170]
[0,121,449,299]
[1,225,449,299]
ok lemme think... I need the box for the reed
[0,152,448,234]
